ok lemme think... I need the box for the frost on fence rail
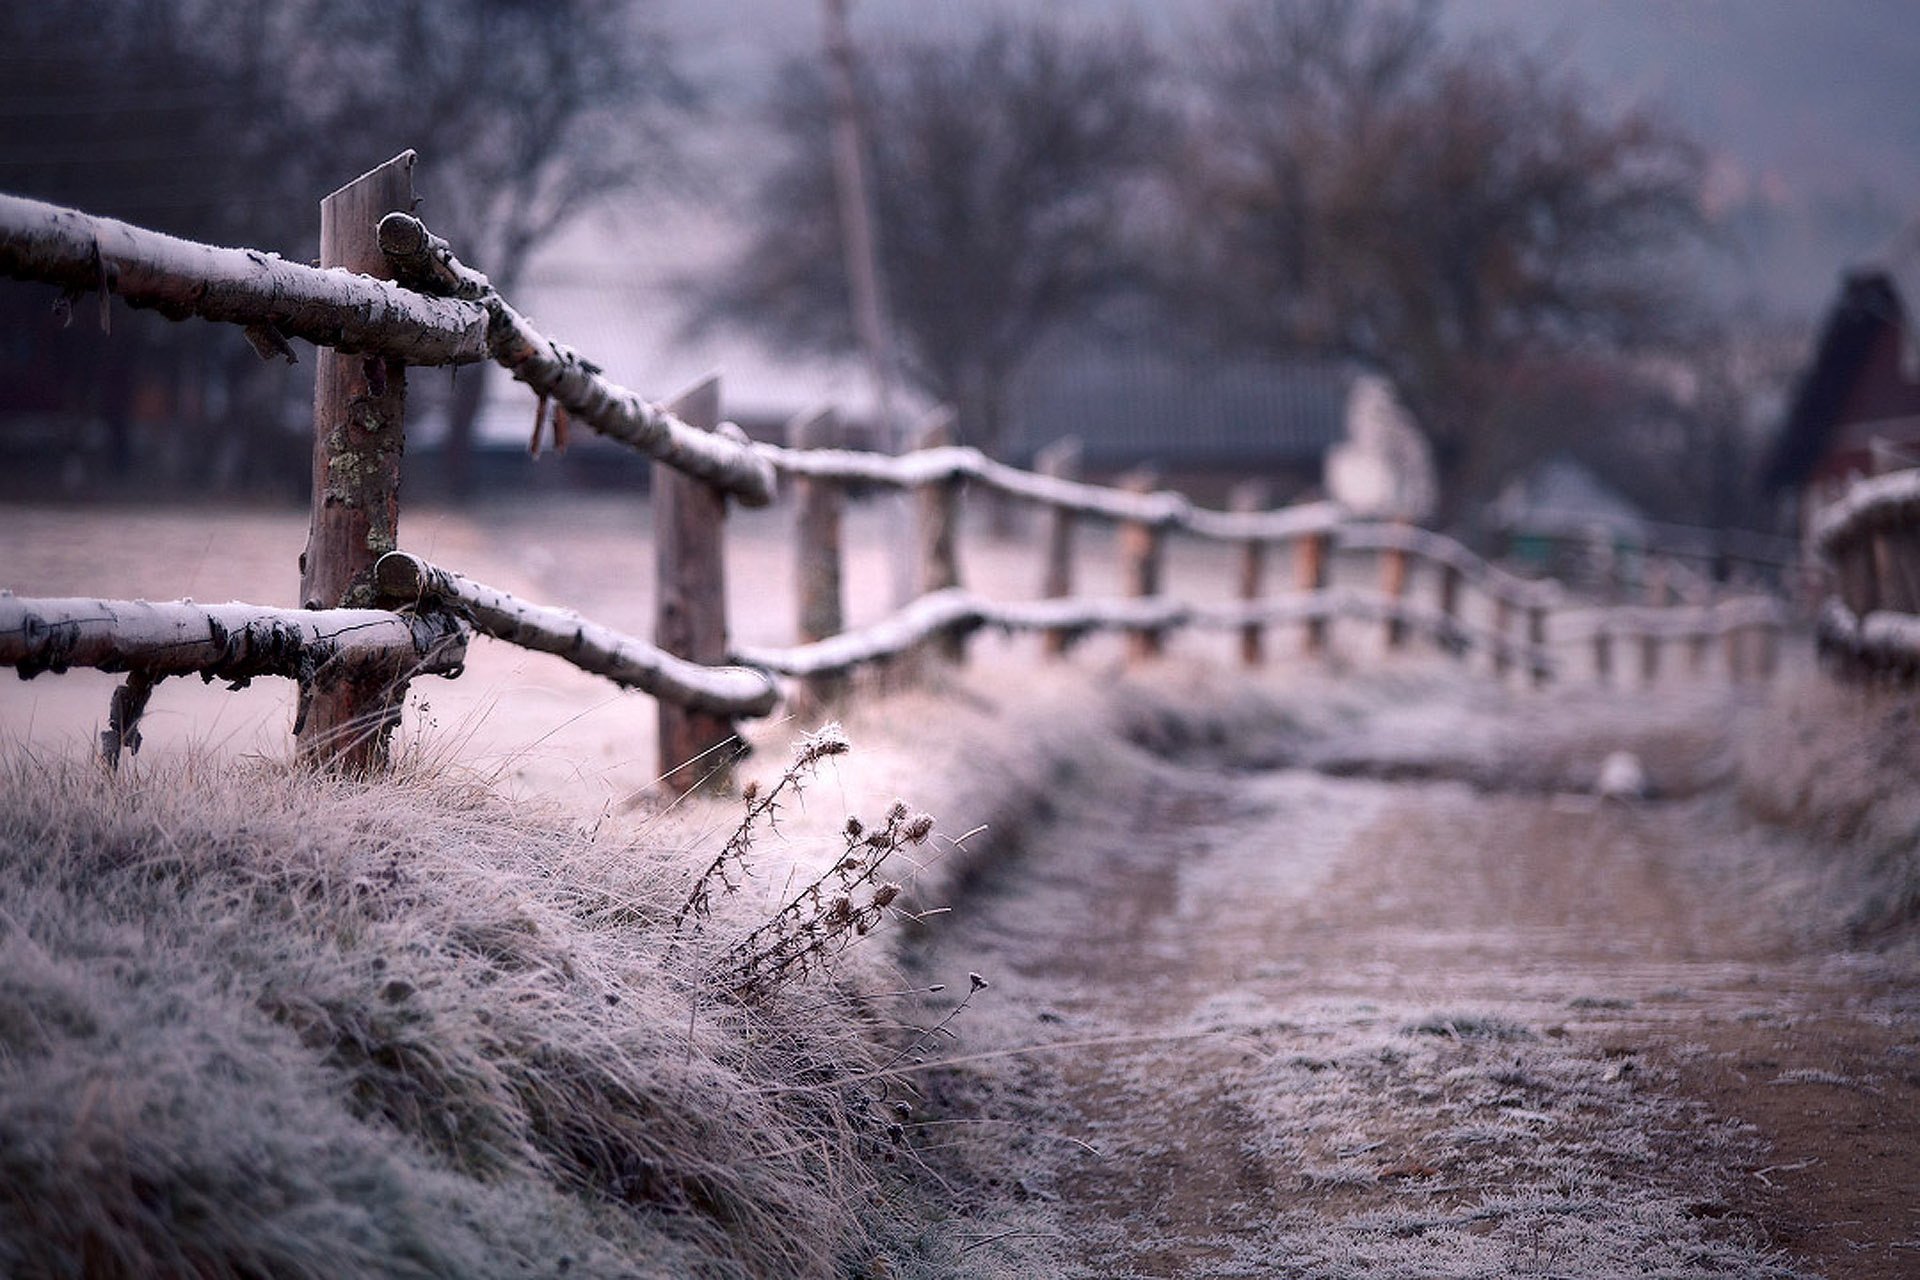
[377,214,778,507]
[374,553,779,718]
[1817,599,1920,672]
[732,588,1189,678]
[0,593,467,683]
[1811,468,1920,555]
[0,193,489,365]
[0,593,469,764]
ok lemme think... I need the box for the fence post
[1593,620,1614,684]
[297,151,415,773]
[1298,529,1331,656]
[1640,555,1668,685]
[789,406,845,708]
[1437,562,1464,658]
[1119,467,1165,664]
[1381,528,1409,651]
[1492,595,1514,678]
[1231,480,1270,667]
[1528,604,1549,687]
[1036,437,1081,658]
[655,374,738,794]
[913,409,966,664]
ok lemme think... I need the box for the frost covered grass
[1734,677,1920,942]
[0,739,975,1279]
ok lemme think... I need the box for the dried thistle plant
[673,723,851,929]
[716,798,936,999]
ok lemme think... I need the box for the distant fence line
[0,152,1794,787]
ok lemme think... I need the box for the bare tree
[297,0,692,498]
[694,20,1168,459]
[1171,0,1708,522]
[0,0,689,501]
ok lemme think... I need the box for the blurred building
[1765,217,1920,531]
[1000,337,1421,505]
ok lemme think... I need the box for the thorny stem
[672,722,850,929]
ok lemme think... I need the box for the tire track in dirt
[918,685,1920,1279]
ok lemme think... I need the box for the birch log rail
[373,553,779,718]
[377,212,777,506]
[0,192,489,365]
[1813,467,1920,676]
[0,594,467,684]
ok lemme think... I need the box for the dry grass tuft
[0,748,954,1279]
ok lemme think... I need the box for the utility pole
[822,0,914,603]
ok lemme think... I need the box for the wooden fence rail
[0,158,1796,785]
[1813,467,1920,677]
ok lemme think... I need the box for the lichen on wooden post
[1298,530,1331,657]
[790,405,847,707]
[297,151,415,773]
[913,409,966,664]
[1035,437,1082,659]
[654,374,739,794]
[1231,480,1270,667]
[1119,467,1166,664]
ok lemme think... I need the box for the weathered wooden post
[1437,561,1464,658]
[789,406,846,707]
[1380,531,1410,651]
[1492,595,1515,678]
[1119,467,1166,664]
[1036,437,1081,658]
[655,375,739,794]
[1298,528,1331,656]
[1231,480,1270,667]
[1593,620,1614,684]
[298,151,415,773]
[913,409,966,664]
[1640,555,1668,685]
[1528,603,1549,687]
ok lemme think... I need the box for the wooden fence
[1813,466,1920,678]
[0,155,1789,789]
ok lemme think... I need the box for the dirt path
[915,678,1920,1279]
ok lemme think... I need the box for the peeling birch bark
[0,595,467,683]
[375,553,778,719]
[378,213,778,508]
[0,192,488,364]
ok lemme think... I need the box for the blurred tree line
[1,0,1793,531]
[700,0,1794,532]
[0,0,686,500]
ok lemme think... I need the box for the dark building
[1000,338,1377,504]
[1766,219,1920,531]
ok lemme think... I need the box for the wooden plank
[913,410,967,664]
[1528,605,1550,687]
[1380,528,1409,651]
[1035,437,1082,658]
[374,553,777,717]
[789,406,847,707]
[1298,530,1331,656]
[297,152,415,772]
[654,375,739,793]
[1119,468,1167,663]
[1231,480,1270,667]
[0,192,489,365]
